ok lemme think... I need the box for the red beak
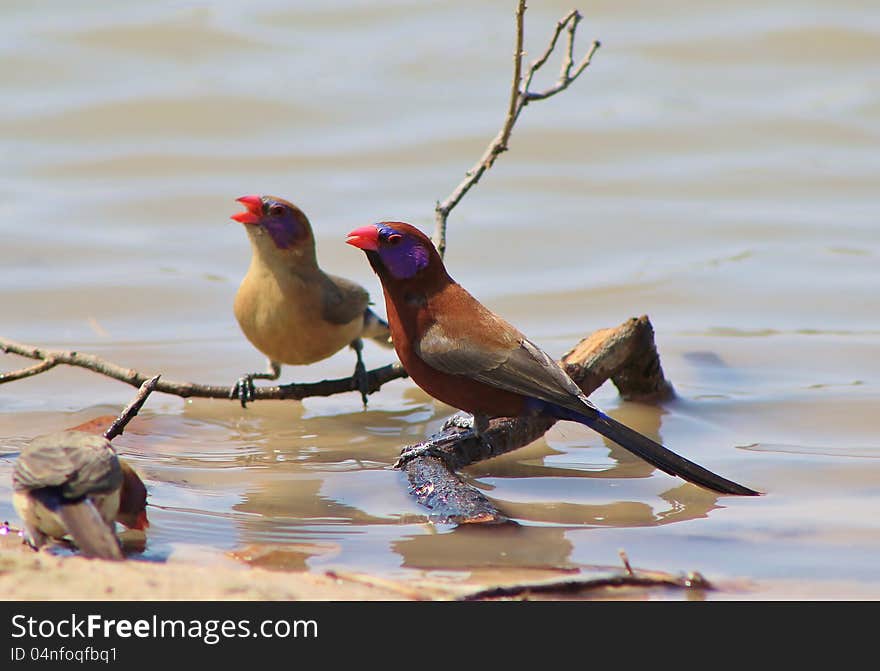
[231,195,263,224]
[345,225,380,251]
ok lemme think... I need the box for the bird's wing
[13,432,122,500]
[418,321,598,417]
[13,442,74,492]
[55,498,123,560]
[321,273,371,325]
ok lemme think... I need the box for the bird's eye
[386,233,403,245]
[268,204,285,217]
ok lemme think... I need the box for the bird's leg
[442,412,490,438]
[467,414,493,452]
[471,413,491,440]
[349,338,369,408]
[441,413,474,431]
[230,359,281,408]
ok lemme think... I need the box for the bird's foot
[442,413,490,443]
[230,361,281,408]
[441,414,475,432]
[229,375,257,408]
[396,414,494,468]
[395,442,449,467]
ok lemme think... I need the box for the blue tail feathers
[527,397,758,496]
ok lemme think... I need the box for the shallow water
[1,0,879,598]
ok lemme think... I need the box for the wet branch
[398,316,674,523]
[458,566,711,600]
[104,375,161,441]
[433,0,600,257]
[0,337,408,402]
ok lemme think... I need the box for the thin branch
[522,9,579,90]
[524,36,600,101]
[327,561,712,600]
[499,0,526,156]
[561,10,579,79]
[0,337,408,402]
[457,567,712,600]
[104,374,161,441]
[0,357,58,382]
[433,1,600,257]
[619,549,635,577]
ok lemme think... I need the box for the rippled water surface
[1,1,879,598]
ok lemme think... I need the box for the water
[1,0,878,598]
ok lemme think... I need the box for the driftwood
[398,316,675,524]
[457,568,710,600]
[324,550,713,600]
[459,546,712,599]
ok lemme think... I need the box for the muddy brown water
[1,1,879,599]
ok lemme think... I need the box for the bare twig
[104,375,161,441]
[0,357,58,382]
[523,11,600,101]
[500,0,527,157]
[327,561,711,600]
[432,0,600,257]
[619,549,635,577]
[458,567,712,600]
[0,337,408,402]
